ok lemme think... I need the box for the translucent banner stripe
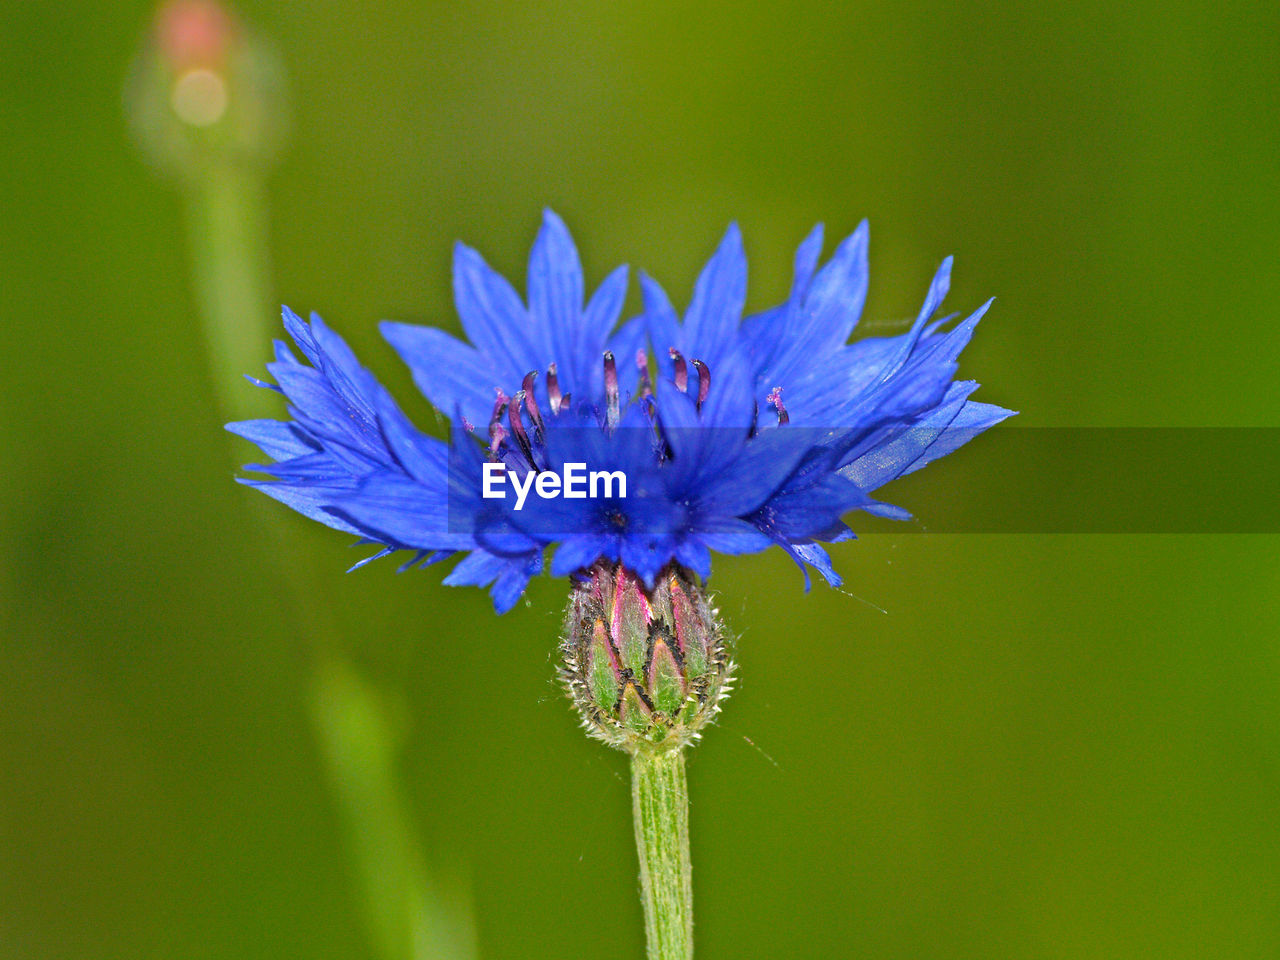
[442,428,1280,535]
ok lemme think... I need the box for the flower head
[229,211,1013,612]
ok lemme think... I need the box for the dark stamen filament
[691,359,710,410]
[508,390,536,464]
[488,391,509,458]
[669,348,688,392]
[521,371,545,441]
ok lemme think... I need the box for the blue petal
[529,210,586,384]
[695,427,811,516]
[789,543,842,588]
[489,551,542,613]
[918,256,952,325]
[329,473,467,551]
[898,400,1015,479]
[683,223,746,360]
[839,381,1014,491]
[452,241,540,377]
[674,539,712,580]
[225,419,315,460]
[760,221,869,385]
[790,222,826,301]
[381,321,499,431]
[372,395,449,486]
[347,546,396,572]
[695,517,774,554]
[863,256,954,391]
[641,272,681,372]
[281,306,320,367]
[584,265,629,338]
[739,222,826,365]
[237,477,365,536]
[443,550,507,588]
[911,298,995,368]
[550,535,613,577]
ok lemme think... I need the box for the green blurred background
[3,1,1279,958]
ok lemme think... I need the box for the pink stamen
[546,363,563,415]
[669,348,688,392]
[487,392,509,458]
[521,371,545,440]
[507,390,535,463]
[691,359,710,410]
[603,351,620,427]
[767,386,789,425]
[635,350,653,399]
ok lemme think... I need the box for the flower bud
[562,564,732,753]
[126,0,288,179]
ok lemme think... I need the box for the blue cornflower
[229,211,1013,612]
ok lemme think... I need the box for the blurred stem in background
[184,163,273,420]
[313,656,476,960]
[125,5,476,959]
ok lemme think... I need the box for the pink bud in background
[127,0,287,177]
[155,0,237,70]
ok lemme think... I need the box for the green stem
[631,749,694,960]
[183,161,276,422]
